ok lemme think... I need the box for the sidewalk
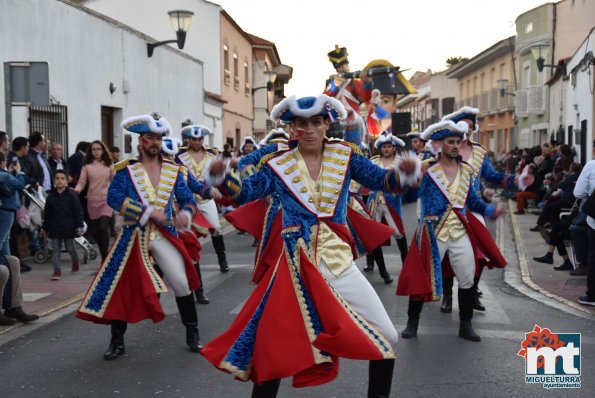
[507,200,595,317]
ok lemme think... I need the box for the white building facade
[1,0,205,157]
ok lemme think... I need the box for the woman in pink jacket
[74,140,114,262]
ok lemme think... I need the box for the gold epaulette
[207,148,220,156]
[113,158,134,172]
[257,150,288,170]
[370,155,380,161]
[342,141,364,156]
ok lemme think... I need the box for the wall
[220,12,253,150]
[80,0,222,148]
[0,0,204,157]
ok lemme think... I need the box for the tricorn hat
[421,120,467,141]
[121,114,171,136]
[271,95,347,124]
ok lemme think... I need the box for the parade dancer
[396,120,505,342]
[176,123,230,273]
[363,133,409,283]
[202,94,415,397]
[163,136,216,305]
[439,107,518,313]
[324,45,371,149]
[77,115,210,359]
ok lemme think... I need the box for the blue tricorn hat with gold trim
[271,95,347,124]
[421,120,467,141]
[121,114,172,136]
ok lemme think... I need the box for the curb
[505,200,594,317]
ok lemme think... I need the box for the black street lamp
[496,79,515,97]
[531,45,562,73]
[147,10,194,58]
[252,70,277,94]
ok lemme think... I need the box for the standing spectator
[7,137,34,272]
[574,141,595,306]
[0,131,8,153]
[21,131,53,192]
[0,152,26,255]
[47,142,69,176]
[74,140,113,262]
[68,141,90,188]
[110,146,121,163]
[514,163,543,214]
[40,170,84,280]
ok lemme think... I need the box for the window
[233,53,239,91]
[525,22,533,33]
[223,45,230,86]
[244,61,250,96]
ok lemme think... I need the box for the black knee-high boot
[364,254,375,272]
[401,298,423,338]
[212,234,229,273]
[104,320,127,360]
[441,276,454,313]
[396,237,408,264]
[458,287,481,342]
[372,247,392,284]
[175,293,203,352]
[472,267,486,311]
[368,359,395,398]
[251,379,281,398]
[193,262,209,304]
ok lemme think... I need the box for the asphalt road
[0,202,593,397]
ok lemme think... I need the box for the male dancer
[396,120,505,342]
[439,107,518,313]
[202,94,417,397]
[364,133,409,283]
[77,115,210,358]
[176,123,229,273]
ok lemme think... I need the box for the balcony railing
[515,90,528,118]
[527,85,545,115]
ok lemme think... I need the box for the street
[0,202,593,398]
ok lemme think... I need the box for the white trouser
[319,260,398,349]
[198,199,221,234]
[150,237,191,297]
[437,233,475,289]
[374,202,403,239]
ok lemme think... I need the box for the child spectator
[40,170,84,280]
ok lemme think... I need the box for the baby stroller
[21,186,98,264]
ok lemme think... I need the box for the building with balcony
[397,70,457,133]
[248,34,292,143]
[446,37,517,152]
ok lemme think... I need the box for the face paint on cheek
[296,128,306,138]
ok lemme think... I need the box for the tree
[446,56,469,67]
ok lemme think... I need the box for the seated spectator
[0,254,39,324]
[530,163,581,231]
[514,163,543,214]
[537,143,554,179]
[556,144,574,172]
[532,201,578,271]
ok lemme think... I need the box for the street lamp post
[496,79,515,97]
[252,70,277,94]
[531,45,564,75]
[147,10,194,58]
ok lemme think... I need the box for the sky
[215,0,548,96]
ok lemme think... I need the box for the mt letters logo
[518,325,581,389]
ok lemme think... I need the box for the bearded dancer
[77,115,209,359]
[396,120,506,342]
